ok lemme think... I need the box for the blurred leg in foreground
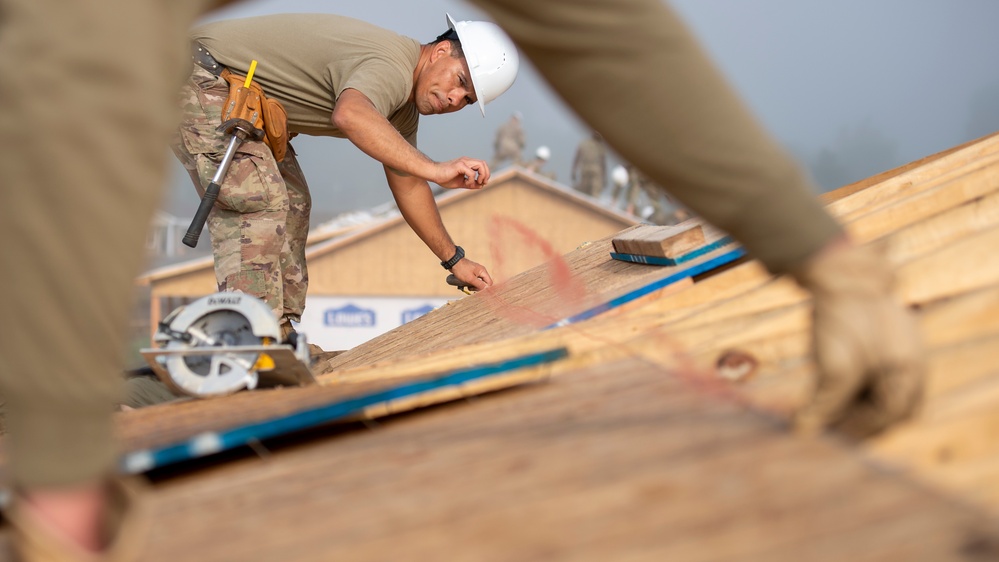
[0,0,230,558]
[471,0,924,437]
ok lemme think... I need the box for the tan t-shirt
[193,14,421,145]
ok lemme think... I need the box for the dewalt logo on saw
[207,295,243,306]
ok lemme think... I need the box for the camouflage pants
[173,66,311,322]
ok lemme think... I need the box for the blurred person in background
[492,110,526,168]
[571,130,607,197]
[524,145,556,180]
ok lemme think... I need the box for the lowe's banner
[298,296,452,350]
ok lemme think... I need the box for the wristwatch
[440,245,465,270]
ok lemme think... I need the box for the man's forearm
[384,167,456,261]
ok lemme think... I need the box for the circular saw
[141,293,316,398]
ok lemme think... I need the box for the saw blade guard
[157,293,281,397]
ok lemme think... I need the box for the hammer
[446,274,475,295]
[182,118,265,248]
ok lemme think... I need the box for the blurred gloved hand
[791,240,926,439]
[7,478,150,562]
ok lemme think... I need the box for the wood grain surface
[116,360,999,561]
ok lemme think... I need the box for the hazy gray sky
[164,0,999,220]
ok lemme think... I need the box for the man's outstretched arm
[333,88,490,189]
[383,166,493,291]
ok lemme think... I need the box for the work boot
[791,241,926,439]
[279,318,327,359]
[278,317,296,344]
[6,478,151,562]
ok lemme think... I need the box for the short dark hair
[431,28,465,59]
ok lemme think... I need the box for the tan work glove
[791,241,926,439]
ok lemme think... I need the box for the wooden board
[819,131,999,204]
[609,236,737,266]
[115,348,567,471]
[611,222,706,257]
[107,359,999,562]
[825,133,999,219]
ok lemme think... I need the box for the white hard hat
[536,145,551,161]
[446,14,520,117]
[611,165,629,187]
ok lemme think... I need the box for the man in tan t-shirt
[176,13,519,343]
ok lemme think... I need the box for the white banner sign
[297,296,453,351]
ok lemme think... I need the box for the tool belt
[220,68,290,162]
[193,43,290,162]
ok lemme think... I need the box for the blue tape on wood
[121,347,569,473]
[544,247,746,330]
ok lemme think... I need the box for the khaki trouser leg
[0,0,206,488]
[471,0,842,272]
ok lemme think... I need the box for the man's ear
[430,40,452,62]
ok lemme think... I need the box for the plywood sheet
[318,233,740,374]
[116,348,566,469]
[123,359,999,562]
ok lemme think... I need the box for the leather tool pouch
[220,68,290,162]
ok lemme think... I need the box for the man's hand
[792,239,926,439]
[449,257,493,291]
[434,158,491,189]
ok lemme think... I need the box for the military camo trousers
[173,66,311,322]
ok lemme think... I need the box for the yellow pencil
[243,59,258,88]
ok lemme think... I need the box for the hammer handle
[446,274,474,294]
[182,132,243,248]
[182,181,221,247]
